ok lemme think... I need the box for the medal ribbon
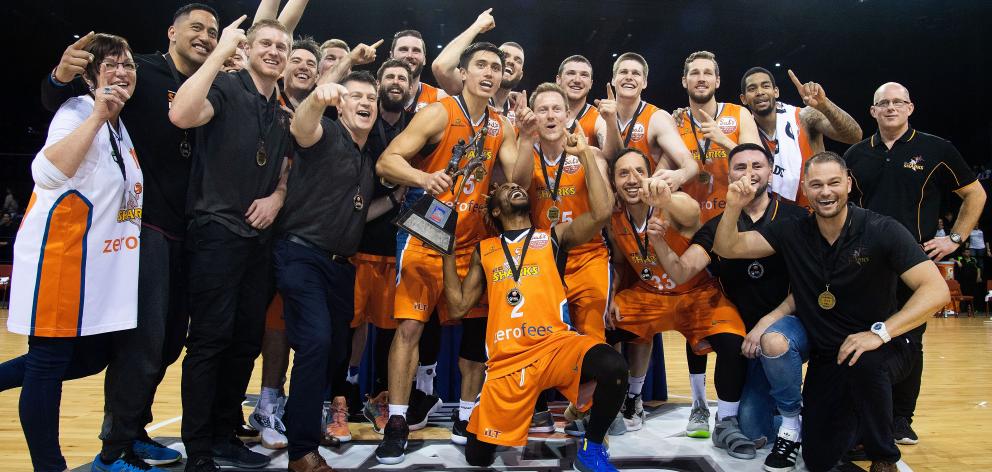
[500,227,536,289]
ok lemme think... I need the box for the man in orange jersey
[373,41,522,464]
[432,9,525,123]
[740,67,862,208]
[441,131,627,471]
[594,53,697,190]
[515,83,612,431]
[555,55,600,146]
[389,29,449,113]
[605,149,753,460]
[674,51,760,222]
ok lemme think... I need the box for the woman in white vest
[0,33,143,472]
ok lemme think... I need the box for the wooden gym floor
[0,311,989,471]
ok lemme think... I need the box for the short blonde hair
[320,38,350,55]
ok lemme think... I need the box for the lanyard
[624,206,654,261]
[687,103,724,164]
[405,83,424,113]
[162,53,193,159]
[500,227,536,287]
[106,122,126,181]
[617,101,646,148]
[820,209,854,292]
[454,95,490,162]
[567,103,590,134]
[537,146,566,204]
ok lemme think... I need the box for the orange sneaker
[363,391,389,434]
[325,396,352,442]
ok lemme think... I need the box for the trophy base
[394,195,459,255]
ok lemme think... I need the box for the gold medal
[547,205,561,223]
[640,267,653,281]
[817,289,836,310]
[256,147,268,167]
[698,171,711,184]
[473,166,487,181]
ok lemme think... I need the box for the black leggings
[685,334,746,402]
[371,327,395,396]
[464,344,628,466]
[419,311,441,366]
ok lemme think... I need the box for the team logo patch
[852,247,871,265]
[530,231,549,249]
[903,156,924,172]
[488,119,502,136]
[718,116,738,135]
[562,155,581,174]
[414,102,428,113]
[747,261,764,279]
[630,123,646,142]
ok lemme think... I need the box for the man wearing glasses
[843,81,986,445]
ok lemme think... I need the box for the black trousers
[181,221,272,458]
[274,239,355,460]
[892,282,924,420]
[802,340,914,472]
[101,226,189,454]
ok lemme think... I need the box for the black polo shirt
[844,127,976,243]
[187,68,291,238]
[41,53,195,238]
[692,199,807,330]
[756,204,929,353]
[278,118,375,256]
[357,111,413,257]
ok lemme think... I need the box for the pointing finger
[787,69,804,92]
[606,82,615,100]
[699,109,714,123]
[370,39,384,49]
[70,31,96,50]
[229,14,248,29]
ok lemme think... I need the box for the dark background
[2,0,990,197]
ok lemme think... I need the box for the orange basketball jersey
[413,96,506,250]
[569,103,600,148]
[610,207,709,294]
[527,147,606,255]
[478,230,573,378]
[408,82,442,113]
[677,103,744,222]
[617,101,660,160]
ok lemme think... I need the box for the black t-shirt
[357,112,412,256]
[844,128,976,242]
[278,118,375,256]
[40,53,194,237]
[188,69,291,238]
[757,204,929,352]
[692,199,807,330]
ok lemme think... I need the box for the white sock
[689,373,707,406]
[779,414,802,437]
[459,400,475,421]
[717,400,739,420]
[627,375,646,397]
[260,387,280,414]
[388,404,408,418]
[416,363,437,395]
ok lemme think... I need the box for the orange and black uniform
[677,103,745,222]
[395,96,506,324]
[527,146,611,341]
[569,103,600,148]
[407,82,442,114]
[616,101,660,161]
[467,229,602,446]
[609,207,745,352]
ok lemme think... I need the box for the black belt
[285,234,350,264]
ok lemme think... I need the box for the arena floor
[2,312,989,471]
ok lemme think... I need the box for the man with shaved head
[843,81,986,445]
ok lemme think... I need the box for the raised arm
[37,87,129,184]
[594,84,620,160]
[649,109,697,189]
[554,131,613,250]
[41,32,95,112]
[713,174,776,259]
[508,91,536,187]
[290,82,348,148]
[170,15,247,128]
[431,8,495,96]
[316,39,382,86]
[276,0,310,36]
[375,102,451,192]
[789,69,863,145]
[442,248,486,320]
[253,0,279,24]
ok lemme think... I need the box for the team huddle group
[3,2,984,472]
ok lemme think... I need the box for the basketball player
[555,55,600,147]
[514,83,612,430]
[442,131,628,471]
[432,8,525,123]
[607,149,754,459]
[389,29,448,112]
[739,67,862,208]
[594,53,697,190]
[373,42,522,464]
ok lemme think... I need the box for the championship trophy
[394,128,489,254]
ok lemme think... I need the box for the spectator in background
[0,213,14,262]
[968,226,987,272]
[935,218,946,238]
[2,188,17,215]
[954,249,981,313]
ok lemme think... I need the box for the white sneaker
[249,400,288,450]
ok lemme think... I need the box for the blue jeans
[274,238,355,460]
[0,334,113,471]
[739,315,808,443]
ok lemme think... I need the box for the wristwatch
[870,322,891,343]
[949,232,963,244]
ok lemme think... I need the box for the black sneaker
[236,423,259,440]
[184,457,220,472]
[450,408,469,445]
[346,381,364,418]
[407,389,442,431]
[763,429,800,472]
[211,438,270,469]
[893,416,919,445]
[375,415,409,465]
